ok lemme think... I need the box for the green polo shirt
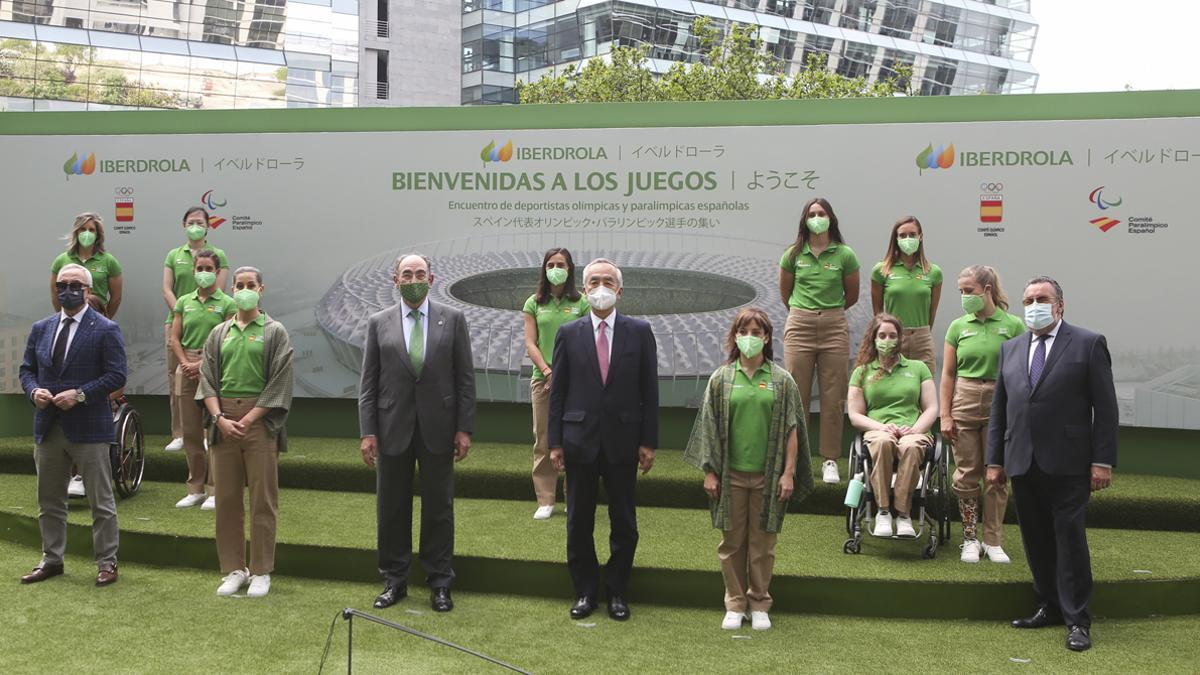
[945,310,1026,380]
[728,362,775,473]
[164,243,230,323]
[522,293,590,381]
[871,261,943,328]
[174,289,237,350]
[51,250,122,305]
[779,242,860,310]
[219,314,266,398]
[850,356,932,427]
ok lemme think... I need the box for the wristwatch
[75,389,86,404]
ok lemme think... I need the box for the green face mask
[875,338,898,356]
[806,216,830,234]
[897,236,920,255]
[194,271,216,289]
[234,289,259,311]
[545,267,569,286]
[736,335,765,359]
[186,224,208,241]
[400,282,429,305]
[77,230,97,248]
[961,293,985,315]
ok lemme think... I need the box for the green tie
[408,310,424,376]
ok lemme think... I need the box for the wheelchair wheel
[922,543,937,560]
[843,538,861,555]
[935,441,952,545]
[110,403,145,498]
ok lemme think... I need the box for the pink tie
[597,321,610,385]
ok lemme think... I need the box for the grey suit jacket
[358,300,476,455]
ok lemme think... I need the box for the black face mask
[57,287,86,310]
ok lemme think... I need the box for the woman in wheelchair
[847,313,938,538]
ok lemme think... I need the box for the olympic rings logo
[980,182,1003,192]
[114,187,134,196]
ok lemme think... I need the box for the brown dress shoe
[96,565,118,587]
[20,563,64,584]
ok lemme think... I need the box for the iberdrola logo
[480,140,513,166]
[915,143,954,174]
[63,152,96,179]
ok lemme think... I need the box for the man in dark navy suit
[19,263,127,586]
[549,258,658,622]
[987,276,1117,652]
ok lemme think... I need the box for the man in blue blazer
[19,264,127,586]
[549,258,658,622]
[986,276,1117,652]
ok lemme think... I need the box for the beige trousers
[864,429,927,515]
[211,397,278,576]
[902,326,936,378]
[783,307,849,460]
[165,325,182,438]
[718,470,777,613]
[529,378,565,507]
[175,349,212,496]
[950,377,1009,546]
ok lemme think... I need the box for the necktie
[1029,334,1048,389]
[597,321,610,385]
[408,310,424,376]
[52,316,74,371]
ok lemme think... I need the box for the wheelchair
[842,431,951,559]
[109,395,145,498]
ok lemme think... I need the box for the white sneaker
[175,493,206,508]
[960,539,982,563]
[216,569,250,596]
[533,505,554,520]
[895,516,916,538]
[872,511,893,537]
[822,460,840,484]
[67,475,86,498]
[247,574,271,598]
[721,611,744,630]
[201,496,216,511]
[983,544,1012,564]
[164,437,184,452]
[750,611,771,631]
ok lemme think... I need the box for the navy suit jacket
[986,320,1118,477]
[19,308,127,444]
[548,312,659,464]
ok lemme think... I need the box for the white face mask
[586,286,618,311]
[1024,302,1055,330]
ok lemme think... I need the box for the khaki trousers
[718,470,777,613]
[783,307,849,460]
[165,325,182,438]
[34,423,119,568]
[951,377,1009,546]
[211,397,278,576]
[902,326,936,378]
[529,378,565,507]
[176,349,212,496]
[864,429,927,515]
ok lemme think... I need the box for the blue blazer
[548,312,659,464]
[19,309,128,445]
[985,321,1118,477]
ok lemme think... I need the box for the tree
[518,17,910,104]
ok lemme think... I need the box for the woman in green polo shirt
[779,197,860,485]
[870,216,942,376]
[522,247,590,520]
[170,250,237,511]
[162,206,231,453]
[50,212,123,318]
[198,266,293,599]
[684,307,812,631]
[848,313,938,539]
[940,265,1024,564]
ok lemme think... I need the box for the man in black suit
[549,258,658,621]
[986,276,1117,652]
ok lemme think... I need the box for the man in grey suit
[359,254,476,612]
[986,276,1117,652]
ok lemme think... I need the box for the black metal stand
[337,607,531,674]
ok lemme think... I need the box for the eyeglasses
[55,281,88,292]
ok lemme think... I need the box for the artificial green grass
[1,538,1197,675]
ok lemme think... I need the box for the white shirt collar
[60,305,89,325]
[404,297,430,318]
[590,311,616,332]
[1034,319,1061,342]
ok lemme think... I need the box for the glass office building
[0,0,359,110]
[462,0,1038,104]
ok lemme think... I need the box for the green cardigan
[683,360,813,534]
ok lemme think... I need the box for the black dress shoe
[1011,607,1064,629]
[431,587,453,613]
[570,596,596,620]
[374,583,407,609]
[1066,625,1092,651]
[20,563,64,584]
[607,595,630,621]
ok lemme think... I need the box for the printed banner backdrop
[0,113,1195,429]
